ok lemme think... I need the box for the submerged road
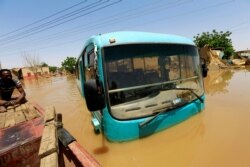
[23,68,250,167]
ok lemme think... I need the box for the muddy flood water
[22,68,250,167]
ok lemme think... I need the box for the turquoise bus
[76,31,207,142]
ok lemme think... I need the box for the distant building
[236,50,250,59]
[12,67,50,79]
[211,48,224,59]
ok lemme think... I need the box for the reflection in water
[204,69,234,95]
[246,66,250,72]
[93,134,109,154]
[21,70,250,167]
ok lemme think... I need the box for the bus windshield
[104,44,204,119]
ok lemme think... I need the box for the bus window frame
[84,44,96,81]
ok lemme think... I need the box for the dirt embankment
[199,45,249,70]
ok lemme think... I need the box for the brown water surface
[23,69,250,167]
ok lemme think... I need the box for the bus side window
[85,46,96,81]
[75,60,79,79]
[78,59,83,80]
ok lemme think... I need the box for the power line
[72,0,190,33]
[0,37,86,57]
[29,0,187,41]
[0,0,183,47]
[0,0,122,46]
[0,0,88,38]
[227,19,250,32]
[1,0,176,51]
[0,0,235,56]
[124,0,235,30]
[0,0,110,44]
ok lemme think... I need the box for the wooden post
[4,109,15,128]
[55,113,63,129]
[39,106,58,167]
[0,112,6,128]
[68,141,101,167]
[57,113,101,167]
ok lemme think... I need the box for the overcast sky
[0,0,250,68]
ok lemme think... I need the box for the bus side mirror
[84,79,105,112]
[202,64,208,78]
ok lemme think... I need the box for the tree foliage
[41,62,48,67]
[61,57,77,74]
[193,30,234,59]
[49,66,57,73]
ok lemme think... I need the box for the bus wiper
[139,87,203,128]
[139,98,182,128]
[158,83,203,103]
[139,110,165,128]
[171,87,204,103]
[148,85,203,103]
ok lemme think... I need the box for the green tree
[193,30,234,59]
[61,57,77,74]
[49,66,57,73]
[41,62,48,67]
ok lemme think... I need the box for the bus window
[85,47,96,81]
[104,44,204,119]
[75,60,79,79]
[168,55,180,80]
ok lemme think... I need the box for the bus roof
[86,31,195,47]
